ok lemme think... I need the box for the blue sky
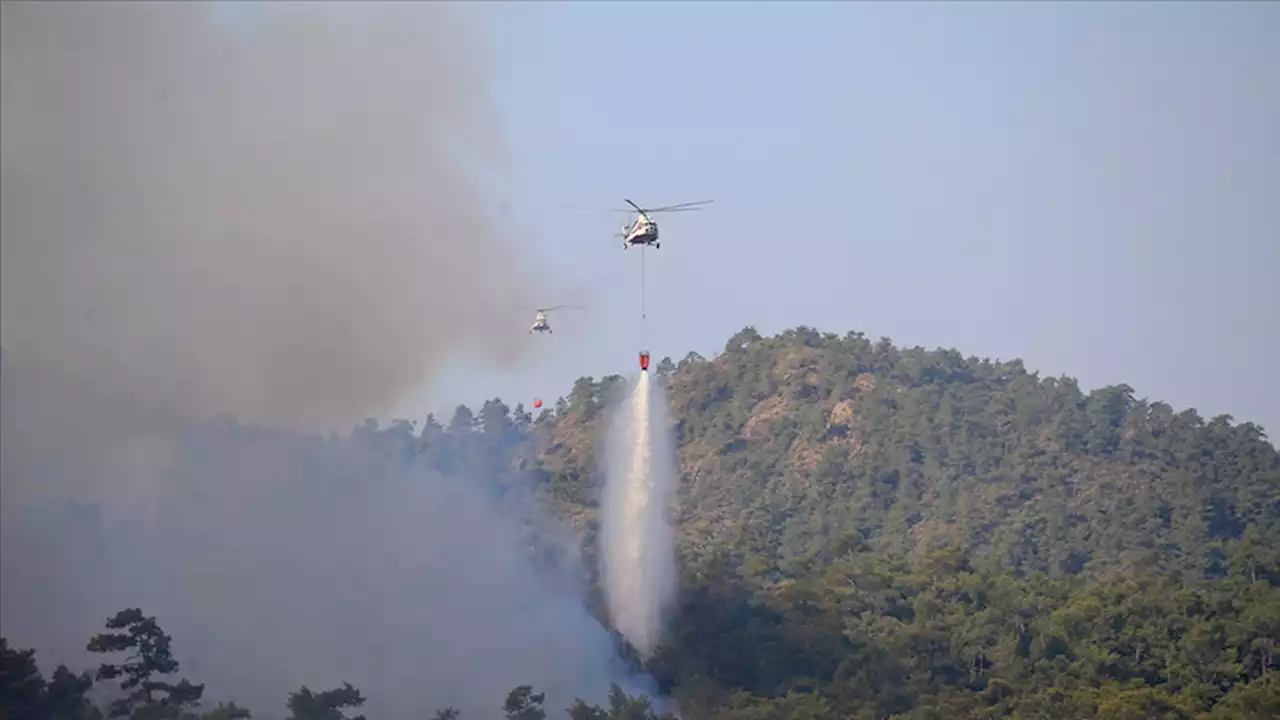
[404,1,1278,436]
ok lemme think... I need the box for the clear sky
[404,1,1278,438]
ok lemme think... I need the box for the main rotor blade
[563,198,715,214]
[536,304,585,313]
[644,199,714,213]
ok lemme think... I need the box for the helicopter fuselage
[622,218,660,249]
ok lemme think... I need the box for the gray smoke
[0,1,536,434]
[1,2,635,716]
[0,418,635,717]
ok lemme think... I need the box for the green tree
[285,683,365,720]
[86,609,204,719]
[565,699,608,720]
[1208,680,1280,719]
[655,356,676,379]
[1,637,49,720]
[448,405,476,433]
[46,665,102,720]
[502,685,545,720]
[603,683,676,720]
[480,398,514,437]
[562,685,674,720]
[2,637,104,720]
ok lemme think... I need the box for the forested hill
[526,325,1280,717]
[540,326,1278,582]
[4,325,1279,719]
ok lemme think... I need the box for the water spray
[601,370,677,660]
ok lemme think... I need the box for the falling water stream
[601,370,677,659]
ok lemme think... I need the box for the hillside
[4,325,1279,719]
[521,325,1280,717]
[537,326,1278,581]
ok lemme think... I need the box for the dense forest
[3,326,1279,719]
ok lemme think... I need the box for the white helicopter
[529,305,583,334]
[616,198,713,250]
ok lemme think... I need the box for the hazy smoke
[601,372,678,659]
[0,1,538,434]
[0,2,633,715]
[0,419,632,717]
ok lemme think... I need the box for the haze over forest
[2,3,1277,720]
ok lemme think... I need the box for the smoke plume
[601,371,679,659]
[0,1,536,434]
[0,417,639,717]
[1,3,638,716]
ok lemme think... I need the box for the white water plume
[601,371,678,659]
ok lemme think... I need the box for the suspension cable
[640,245,647,321]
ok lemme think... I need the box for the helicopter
[529,305,583,334]
[616,198,713,249]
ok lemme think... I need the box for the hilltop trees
[0,638,100,720]
[285,683,366,720]
[1,638,50,719]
